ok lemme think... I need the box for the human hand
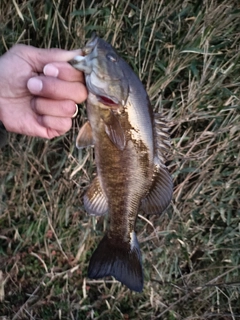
[0,45,87,139]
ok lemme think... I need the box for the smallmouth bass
[69,34,173,292]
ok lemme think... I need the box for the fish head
[69,34,129,107]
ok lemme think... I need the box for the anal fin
[141,162,173,215]
[76,121,94,149]
[84,176,108,216]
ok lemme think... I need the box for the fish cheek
[107,80,129,106]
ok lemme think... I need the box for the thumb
[17,45,83,72]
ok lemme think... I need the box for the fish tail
[88,232,143,292]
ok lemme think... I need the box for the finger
[32,98,78,118]
[1,102,63,139]
[27,76,88,103]
[43,62,85,82]
[9,44,83,73]
[33,48,83,70]
[37,114,72,134]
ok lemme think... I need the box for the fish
[69,34,173,292]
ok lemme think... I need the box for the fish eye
[107,53,117,62]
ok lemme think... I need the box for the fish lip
[97,95,120,107]
[82,33,99,55]
[68,34,99,70]
[69,55,93,74]
[68,56,85,66]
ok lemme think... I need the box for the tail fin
[88,232,143,292]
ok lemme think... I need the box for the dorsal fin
[141,161,173,215]
[140,114,172,215]
[153,113,171,163]
[84,176,108,216]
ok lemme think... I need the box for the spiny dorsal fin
[153,113,171,163]
[76,121,94,149]
[84,176,108,216]
[99,108,126,151]
[141,160,173,215]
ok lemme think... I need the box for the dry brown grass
[0,0,240,319]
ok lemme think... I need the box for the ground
[0,0,240,319]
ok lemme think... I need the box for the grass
[0,0,240,319]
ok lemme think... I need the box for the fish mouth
[68,54,93,74]
[97,95,120,108]
[68,33,99,73]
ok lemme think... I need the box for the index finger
[10,45,83,72]
[43,62,85,82]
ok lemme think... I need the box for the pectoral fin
[76,121,94,149]
[84,176,108,216]
[141,162,173,215]
[100,109,126,151]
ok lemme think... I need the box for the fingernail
[27,78,43,93]
[43,64,59,77]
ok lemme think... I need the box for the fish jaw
[68,55,92,74]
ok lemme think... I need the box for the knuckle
[46,128,60,139]
[61,117,72,131]
[9,44,26,54]
[33,98,41,114]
